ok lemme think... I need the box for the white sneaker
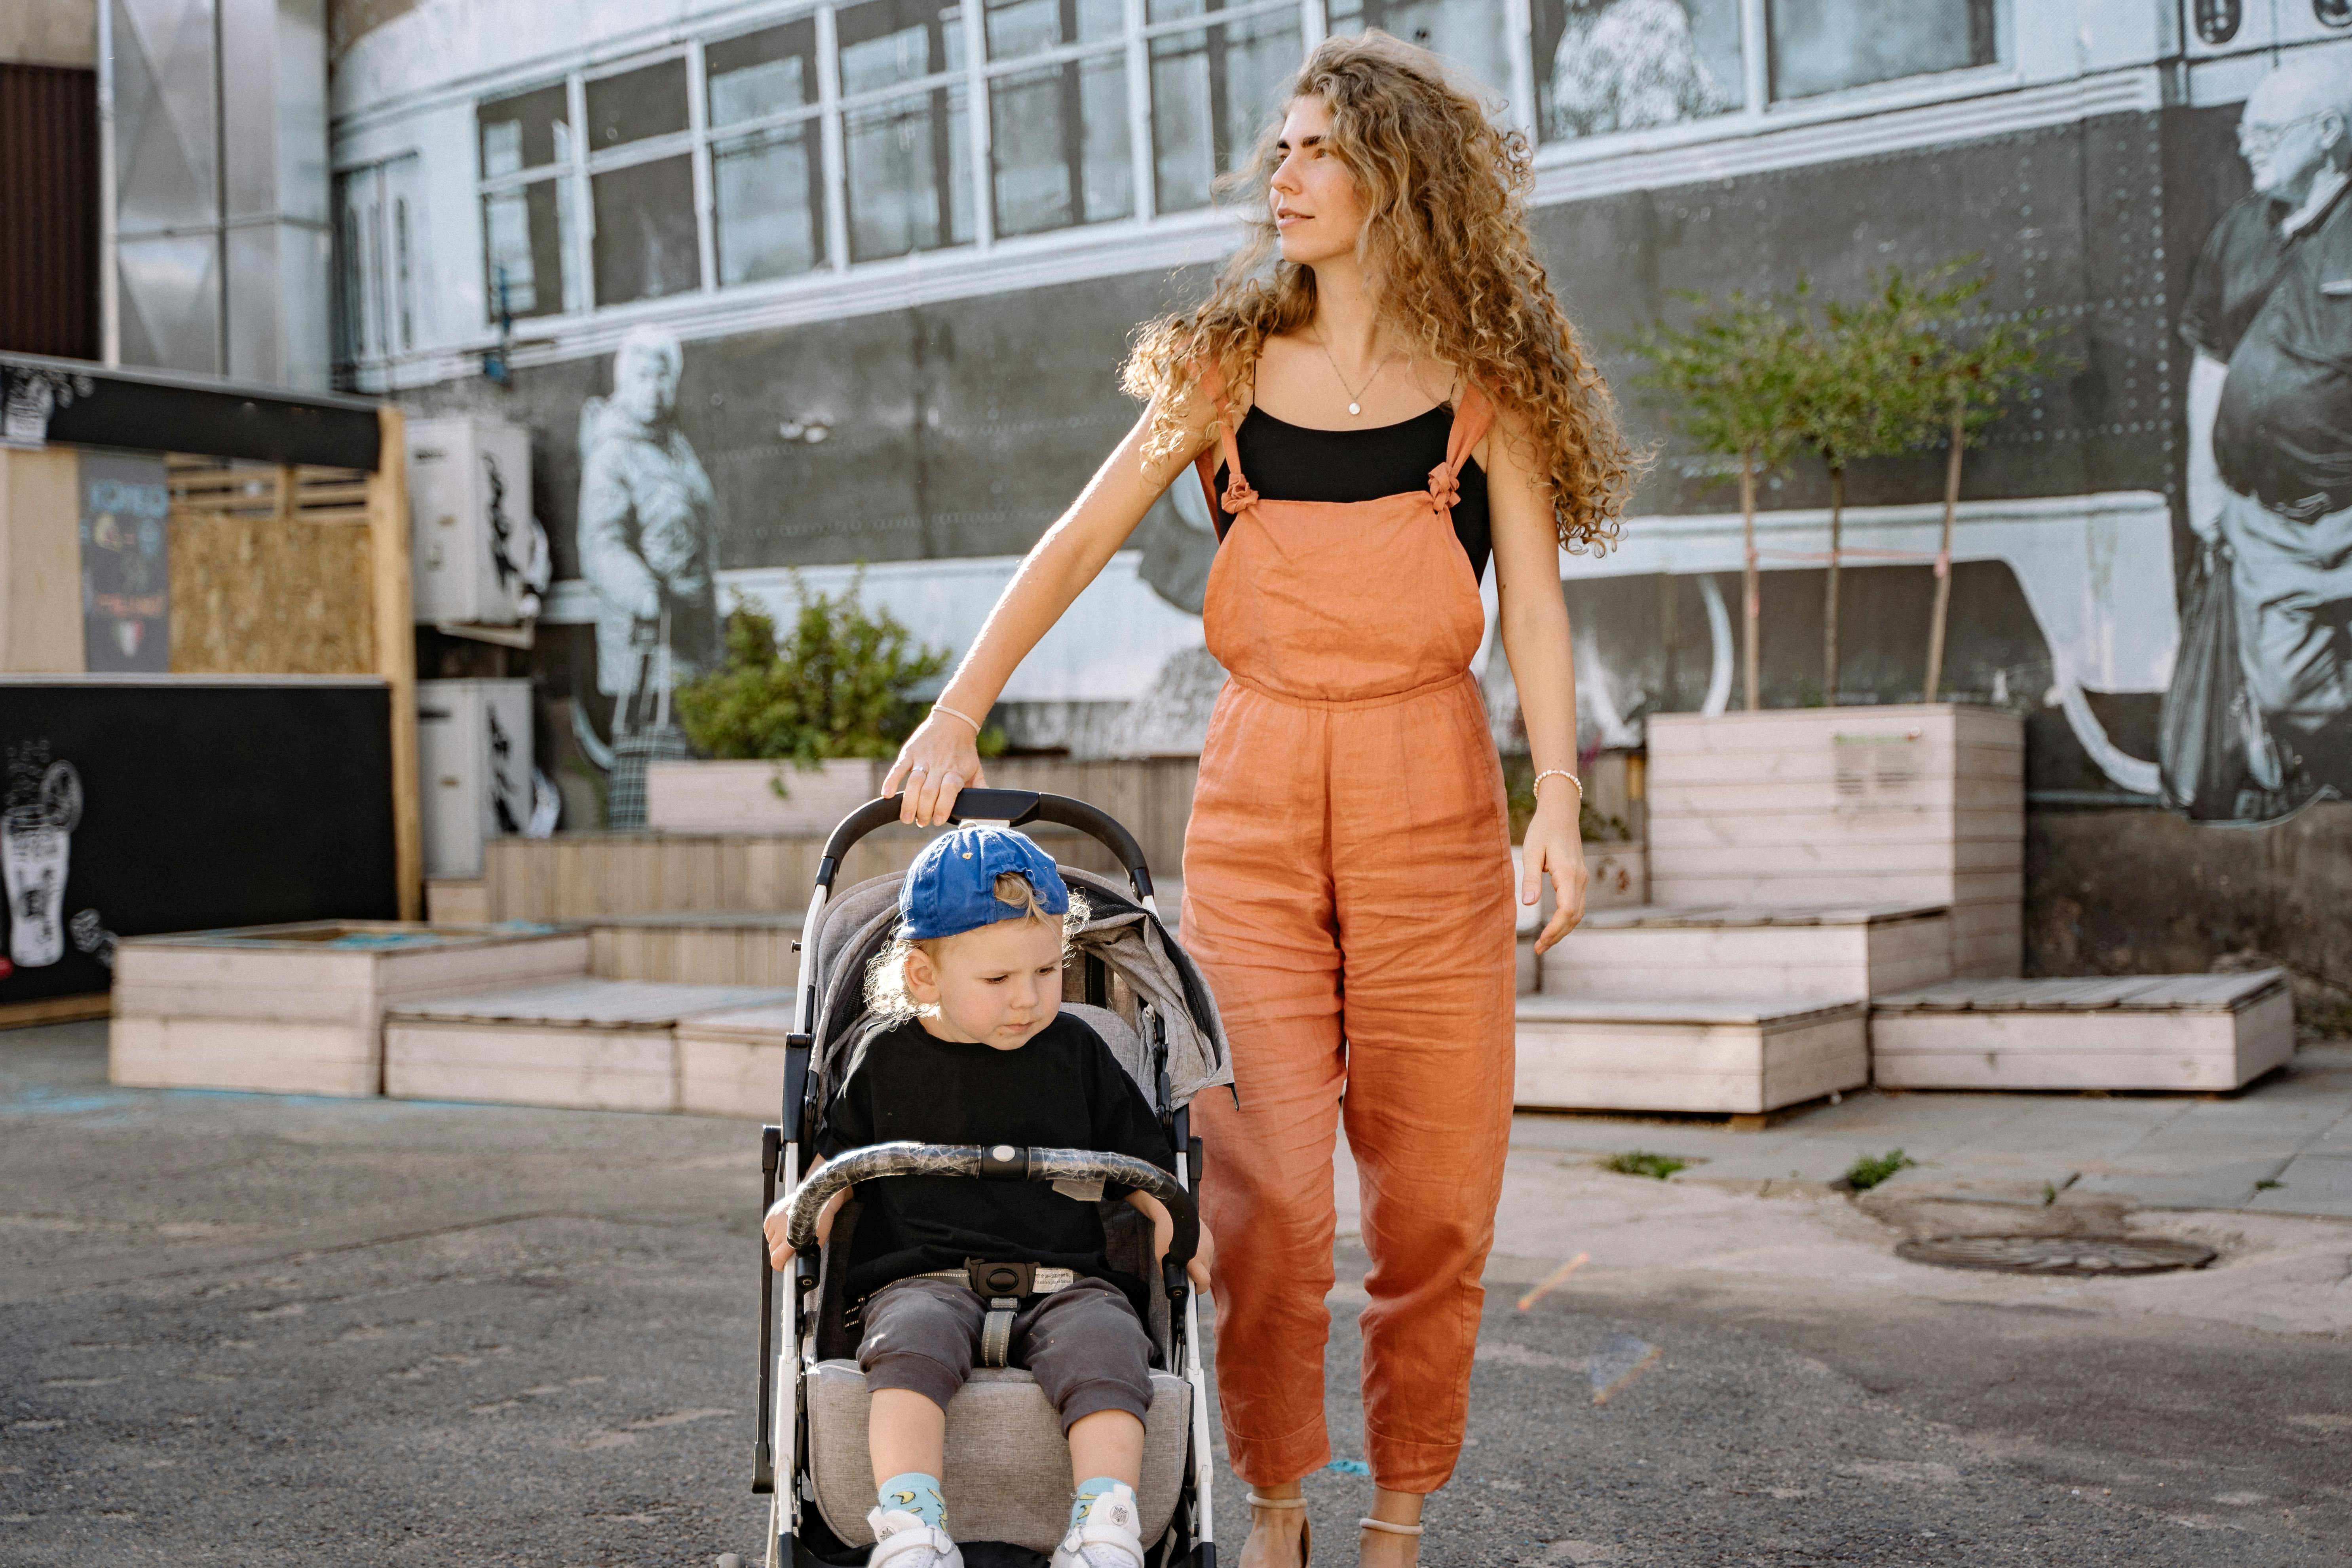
[1050,1482,1148,1568]
[866,1507,965,1568]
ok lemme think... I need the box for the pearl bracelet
[1532,767,1583,803]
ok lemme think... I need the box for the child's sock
[878,1472,946,1529]
[1070,1475,1127,1530]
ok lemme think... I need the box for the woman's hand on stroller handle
[885,707,987,825]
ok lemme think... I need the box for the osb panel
[168,460,374,674]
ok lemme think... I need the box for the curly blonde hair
[1121,31,1638,553]
[864,873,1092,1025]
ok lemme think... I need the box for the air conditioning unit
[406,416,547,628]
[417,679,536,879]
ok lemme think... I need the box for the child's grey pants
[857,1274,1153,1433]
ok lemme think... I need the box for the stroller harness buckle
[912,1261,1078,1367]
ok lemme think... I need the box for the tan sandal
[1246,1492,1311,1566]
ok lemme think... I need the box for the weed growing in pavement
[1845,1149,1916,1191]
[1603,1152,1687,1180]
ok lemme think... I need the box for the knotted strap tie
[1222,476,1259,514]
[1427,464,1461,512]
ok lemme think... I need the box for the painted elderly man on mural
[576,323,720,824]
[2181,55,2352,817]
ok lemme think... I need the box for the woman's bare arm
[1481,409,1589,953]
[886,395,1218,824]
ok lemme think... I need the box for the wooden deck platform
[384,979,794,1112]
[674,1004,798,1119]
[1515,996,1870,1115]
[1537,902,1952,1004]
[1871,972,2294,1091]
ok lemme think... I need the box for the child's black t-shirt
[816,1012,1174,1308]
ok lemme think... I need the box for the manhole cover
[1896,1235,2217,1276]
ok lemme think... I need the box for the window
[334,153,422,374]
[477,86,577,318]
[839,0,974,259]
[1533,0,1742,141]
[584,59,702,305]
[1147,0,1301,214]
[710,21,828,284]
[985,0,1134,236]
[1767,0,1999,102]
[1327,0,1512,103]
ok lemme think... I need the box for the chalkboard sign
[0,679,398,1003]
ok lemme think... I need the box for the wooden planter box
[1515,996,1869,1114]
[1871,972,2294,1091]
[1540,903,1952,1004]
[382,978,793,1112]
[674,1003,796,1119]
[110,922,591,1098]
[644,758,880,834]
[1647,704,2023,977]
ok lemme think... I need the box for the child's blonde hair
[864,871,1091,1024]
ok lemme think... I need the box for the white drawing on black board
[2,754,82,968]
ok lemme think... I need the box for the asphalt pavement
[5,1021,2348,1567]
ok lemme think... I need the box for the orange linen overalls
[1181,364,1518,1494]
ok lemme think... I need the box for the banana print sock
[878,1471,946,1529]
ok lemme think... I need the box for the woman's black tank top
[1214,403,1493,585]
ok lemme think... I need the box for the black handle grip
[813,792,1156,900]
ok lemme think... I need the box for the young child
[763,825,1214,1568]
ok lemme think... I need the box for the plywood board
[110,1016,379,1098]
[1514,1002,1869,1114]
[677,1036,788,1119]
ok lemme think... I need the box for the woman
[883,32,1635,1566]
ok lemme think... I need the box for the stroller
[754,790,1232,1568]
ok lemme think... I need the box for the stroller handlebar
[783,1140,1199,1270]
[817,792,1155,900]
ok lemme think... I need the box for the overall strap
[1190,357,1254,540]
[1429,381,1494,514]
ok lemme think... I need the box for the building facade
[330,0,2352,977]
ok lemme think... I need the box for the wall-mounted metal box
[405,416,535,627]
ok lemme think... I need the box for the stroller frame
[753,789,1219,1568]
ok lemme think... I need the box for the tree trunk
[1923,406,1965,703]
[1822,462,1844,706]
[1740,447,1760,711]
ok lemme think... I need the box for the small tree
[1788,278,1943,706]
[1907,274,2061,701]
[1626,290,1807,711]
[674,574,952,781]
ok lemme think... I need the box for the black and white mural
[331,0,2352,828]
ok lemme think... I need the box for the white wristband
[931,701,983,733]
[1533,767,1583,802]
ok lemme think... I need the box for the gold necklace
[1314,332,1394,417]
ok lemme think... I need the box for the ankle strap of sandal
[1246,1493,1307,1511]
[1359,1517,1423,1536]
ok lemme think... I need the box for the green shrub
[1602,1151,1686,1180]
[674,576,950,770]
[1845,1149,1917,1191]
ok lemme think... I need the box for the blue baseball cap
[897,826,1071,941]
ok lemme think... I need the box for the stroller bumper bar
[783,1141,1200,1272]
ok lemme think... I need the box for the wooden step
[1871,972,2295,1091]
[110,923,591,1099]
[587,910,807,986]
[384,979,794,1113]
[1539,902,1951,1004]
[1515,995,1869,1115]
[674,1004,798,1119]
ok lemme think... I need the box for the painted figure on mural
[2181,54,2352,817]
[577,323,720,741]
[1544,0,1737,140]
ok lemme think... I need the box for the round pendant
[1348,401,1362,416]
